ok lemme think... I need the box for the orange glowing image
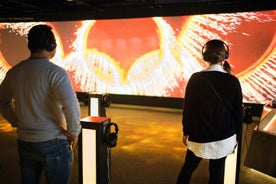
[0,10,275,104]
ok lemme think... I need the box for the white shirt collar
[205,63,227,73]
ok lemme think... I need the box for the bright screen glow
[0,10,275,104]
[82,128,97,184]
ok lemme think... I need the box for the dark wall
[0,0,275,22]
[109,94,184,109]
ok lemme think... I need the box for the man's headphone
[202,39,229,62]
[105,122,119,148]
[27,24,57,52]
[44,38,57,52]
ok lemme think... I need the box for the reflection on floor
[0,104,276,184]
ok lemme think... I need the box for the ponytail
[223,60,231,74]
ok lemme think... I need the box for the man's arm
[52,68,81,137]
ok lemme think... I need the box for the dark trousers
[176,149,226,184]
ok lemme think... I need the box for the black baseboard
[76,92,184,109]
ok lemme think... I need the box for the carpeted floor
[0,104,275,184]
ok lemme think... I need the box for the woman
[176,39,243,184]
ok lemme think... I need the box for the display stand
[224,145,240,184]
[78,93,114,184]
[78,116,111,184]
[245,108,276,178]
[88,94,110,117]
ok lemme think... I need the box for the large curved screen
[0,10,275,104]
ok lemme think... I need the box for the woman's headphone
[104,122,119,148]
[202,39,229,62]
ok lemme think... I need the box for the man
[0,24,81,184]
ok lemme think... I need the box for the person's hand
[182,135,188,146]
[62,130,78,150]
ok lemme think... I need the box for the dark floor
[0,104,276,184]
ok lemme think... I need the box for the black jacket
[182,71,243,143]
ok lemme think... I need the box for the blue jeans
[17,139,73,184]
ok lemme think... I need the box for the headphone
[243,106,253,124]
[44,38,57,52]
[202,39,229,62]
[102,94,111,108]
[105,122,119,148]
[27,24,57,52]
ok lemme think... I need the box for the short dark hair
[27,24,56,52]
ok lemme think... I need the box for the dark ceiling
[0,0,275,22]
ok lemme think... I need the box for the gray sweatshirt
[0,58,81,142]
